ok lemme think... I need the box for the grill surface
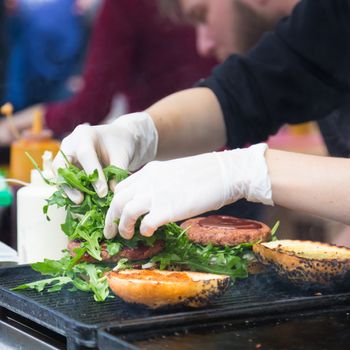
[1,265,350,348]
[100,307,350,350]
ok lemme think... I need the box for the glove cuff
[243,143,274,205]
[216,143,274,206]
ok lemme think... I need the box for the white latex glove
[53,112,158,203]
[104,143,274,239]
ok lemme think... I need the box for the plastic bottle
[10,109,60,183]
[17,151,68,264]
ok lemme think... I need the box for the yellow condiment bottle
[9,110,60,183]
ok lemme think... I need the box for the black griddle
[1,265,350,349]
[100,307,350,350]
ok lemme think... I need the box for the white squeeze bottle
[17,151,68,264]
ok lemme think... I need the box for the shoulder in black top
[200,0,350,150]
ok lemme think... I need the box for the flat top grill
[1,265,350,348]
[103,308,350,350]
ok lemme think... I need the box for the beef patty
[181,215,271,246]
[68,240,165,263]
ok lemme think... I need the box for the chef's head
[161,0,299,62]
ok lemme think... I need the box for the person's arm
[102,144,350,239]
[266,149,350,224]
[139,0,350,159]
[146,87,226,159]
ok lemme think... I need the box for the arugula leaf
[270,220,280,241]
[106,242,121,256]
[73,263,110,302]
[113,258,131,271]
[67,247,87,269]
[31,258,69,276]
[103,166,130,183]
[57,168,95,195]
[14,251,111,301]
[25,152,54,186]
[61,210,76,236]
[12,277,72,293]
[148,223,252,279]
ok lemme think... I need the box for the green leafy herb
[14,253,110,301]
[72,263,110,302]
[12,277,72,293]
[112,258,130,271]
[25,152,54,186]
[150,223,252,280]
[106,242,121,256]
[270,220,280,241]
[103,165,130,183]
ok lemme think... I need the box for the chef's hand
[104,143,274,239]
[53,112,158,204]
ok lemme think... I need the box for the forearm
[146,87,227,159]
[266,149,350,224]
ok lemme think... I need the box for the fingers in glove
[103,186,137,239]
[106,145,130,171]
[113,173,138,193]
[109,179,117,193]
[53,150,84,204]
[75,133,108,198]
[52,150,72,174]
[62,184,84,204]
[140,210,170,237]
[118,195,150,239]
[78,151,107,198]
[103,141,132,192]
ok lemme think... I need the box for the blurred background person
[1,0,89,112]
[0,0,215,144]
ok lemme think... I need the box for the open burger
[32,164,276,307]
[102,215,273,308]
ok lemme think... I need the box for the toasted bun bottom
[107,269,230,309]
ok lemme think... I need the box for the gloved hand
[104,143,274,239]
[53,112,158,203]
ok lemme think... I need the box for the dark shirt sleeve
[45,0,134,135]
[200,0,350,148]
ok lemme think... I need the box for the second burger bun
[107,269,230,309]
[181,215,271,246]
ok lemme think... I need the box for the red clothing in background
[45,0,215,135]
